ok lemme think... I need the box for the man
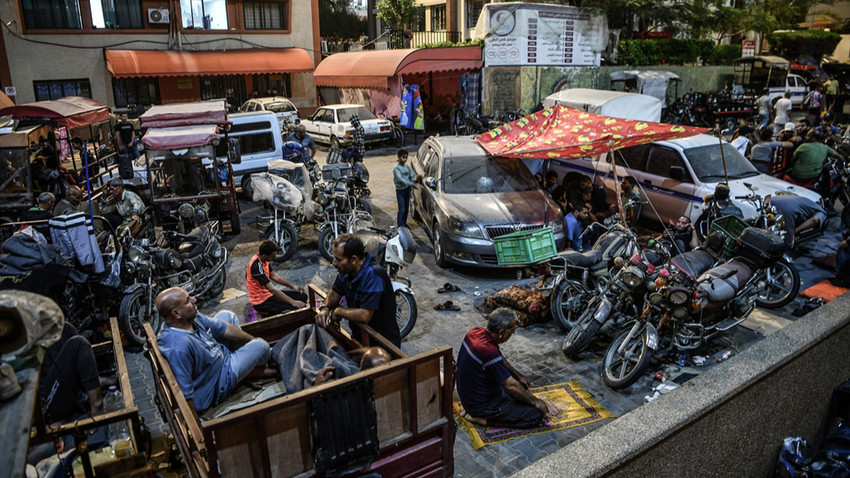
[815,112,843,146]
[53,185,87,216]
[315,234,401,348]
[749,128,794,174]
[791,130,844,183]
[774,91,793,134]
[825,76,839,112]
[21,192,55,238]
[288,125,317,159]
[756,88,772,131]
[544,171,559,194]
[114,113,138,159]
[564,203,589,251]
[246,240,308,316]
[456,308,548,429]
[100,178,144,229]
[766,193,827,248]
[156,286,272,412]
[349,115,366,160]
[805,86,824,127]
[610,176,641,226]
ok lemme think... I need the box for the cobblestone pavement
[126,140,842,477]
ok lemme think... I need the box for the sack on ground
[483,285,548,326]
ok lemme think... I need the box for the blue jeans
[215,311,271,398]
[396,187,411,227]
[758,113,770,131]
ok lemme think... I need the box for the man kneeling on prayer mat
[456,308,548,428]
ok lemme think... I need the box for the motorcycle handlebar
[368,226,392,238]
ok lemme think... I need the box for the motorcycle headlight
[154,249,183,270]
[649,292,665,305]
[211,245,222,259]
[670,288,690,306]
[128,245,147,264]
[672,306,690,320]
[123,261,136,275]
[621,266,644,288]
[194,208,209,225]
[179,203,194,219]
[315,191,330,206]
[774,214,786,230]
[449,217,484,239]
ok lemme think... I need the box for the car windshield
[337,106,376,122]
[684,143,761,182]
[443,155,539,194]
[265,101,296,113]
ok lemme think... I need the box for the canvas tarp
[475,104,708,159]
[140,101,228,129]
[142,124,220,149]
[0,97,109,130]
[542,89,662,123]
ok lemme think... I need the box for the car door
[597,144,650,204]
[642,144,696,223]
[308,109,329,142]
[418,146,441,231]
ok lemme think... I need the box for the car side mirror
[228,138,242,164]
[425,177,437,189]
[669,165,685,181]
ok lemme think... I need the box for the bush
[766,30,842,62]
[616,39,715,65]
[709,44,742,65]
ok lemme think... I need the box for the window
[252,74,291,98]
[112,77,159,107]
[216,132,274,156]
[466,1,483,29]
[34,79,91,101]
[431,5,446,31]
[646,146,692,183]
[91,0,143,29]
[200,75,246,106]
[180,0,227,29]
[244,1,287,30]
[614,144,650,171]
[21,0,83,29]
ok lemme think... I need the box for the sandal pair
[434,300,461,311]
[437,282,461,293]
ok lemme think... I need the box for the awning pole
[717,128,729,185]
[610,140,626,228]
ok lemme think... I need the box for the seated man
[53,185,88,216]
[610,176,641,227]
[749,128,793,174]
[456,308,548,429]
[99,178,144,230]
[766,193,827,249]
[21,192,55,238]
[156,286,272,412]
[246,240,307,317]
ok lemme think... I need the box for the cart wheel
[229,211,241,235]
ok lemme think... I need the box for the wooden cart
[144,287,455,477]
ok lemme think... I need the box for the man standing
[393,148,418,227]
[756,88,772,131]
[100,178,144,229]
[825,76,839,112]
[114,113,137,159]
[315,234,401,348]
[156,287,272,412]
[350,115,366,160]
[246,240,308,316]
[456,308,548,428]
[791,130,844,183]
[774,91,793,134]
[288,125,317,159]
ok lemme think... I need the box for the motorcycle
[601,226,785,389]
[449,104,500,135]
[253,161,317,262]
[118,216,228,346]
[327,145,372,202]
[315,163,376,262]
[364,225,418,339]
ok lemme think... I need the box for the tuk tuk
[139,101,242,234]
[0,97,118,221]
[732,56,809,106]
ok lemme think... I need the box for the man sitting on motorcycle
[456,308,548,429]
[100,178,144,230]
[288,125,317,159]
[156,287,274,412]
[765,193,827,248]
[246,240,308,317]
[790,130,845,184]
[610,176,641,227]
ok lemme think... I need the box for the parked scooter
[364,226,418,339]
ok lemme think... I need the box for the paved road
[127,137,842,477]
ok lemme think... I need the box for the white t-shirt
[731,136,750,156]
[775,98,792,124]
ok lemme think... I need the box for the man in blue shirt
[156,287,272,412]
[564,203,589,251]
[316,234,401,348]
[288,125,317,159]
[456,308,548,428]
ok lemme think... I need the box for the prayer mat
[453,381,614,450]
[802,279,850,303]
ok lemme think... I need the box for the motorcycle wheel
[562,307,602,359]
[355,198,372,214]
[318,227,337,262]
[207,267,227,298]
[602,324,653,390]
[756,259,801,308]
[119,288,152,347]
[550,278,590,332]
[263,222,298,262]
[395,290,417,339]
[241,176,254,201]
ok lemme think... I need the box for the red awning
[140,101,228,128]
[105,48,314,78]
[476,105,709,159]
[0,96,109,130]
[142,124,220,149]
[314,46,482,89]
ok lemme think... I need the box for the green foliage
[709,44,742,65]
[616,39,714,66]
[417,39,484,49]
[319,0,366,41]
[376,0,421,30]
[767,29,842,62]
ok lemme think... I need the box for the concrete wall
[0,0,317,107]
[512,293,850,478]
[482,65,734,116]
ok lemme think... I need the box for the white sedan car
[301,104,399,149]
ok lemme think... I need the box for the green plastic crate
[707,215,749,260]
[493,227,557,266]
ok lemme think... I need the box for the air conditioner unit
[147,8,170,24]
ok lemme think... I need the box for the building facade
[0,0,320,109]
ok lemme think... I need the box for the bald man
[155,287,272,412]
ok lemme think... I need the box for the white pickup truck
[301,104,396,149]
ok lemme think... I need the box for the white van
[218,111,285,191]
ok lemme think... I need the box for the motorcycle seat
[671,249,716,280]
[697,260,754,303]
[189,225,211,243]
[556,249,603,268]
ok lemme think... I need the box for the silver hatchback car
[410,136,567,268]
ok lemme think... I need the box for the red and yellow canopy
[475,104,709,159]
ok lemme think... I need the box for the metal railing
[387,30,461,49]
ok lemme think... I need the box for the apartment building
[414,0,487,45]
[0,0,320,109]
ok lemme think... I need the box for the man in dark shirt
[456,308,548,429]
[288,125,317,159]
[246,240,307,316]
[767,193,827,248]
[115,113,138,159]
[315,234,401,348]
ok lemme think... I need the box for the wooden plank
[263,402,313,476]
[213,420,265,478]
[1,366,39,478]
[415,360,442,431]
[374,369,410,441]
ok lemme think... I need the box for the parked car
[549,134,822,225]
[410,135,567,268]
[301,104,395,149]
[239,96,299,131]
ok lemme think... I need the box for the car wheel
[330,135,341,150]
[432,221,448,268]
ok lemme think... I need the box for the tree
[767,29,842,62]
[376,0,420,31]
[319,0,366,42]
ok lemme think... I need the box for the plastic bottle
[717,350,732,363]
[103,386,132,454]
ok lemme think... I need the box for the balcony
[387,30,461,49]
